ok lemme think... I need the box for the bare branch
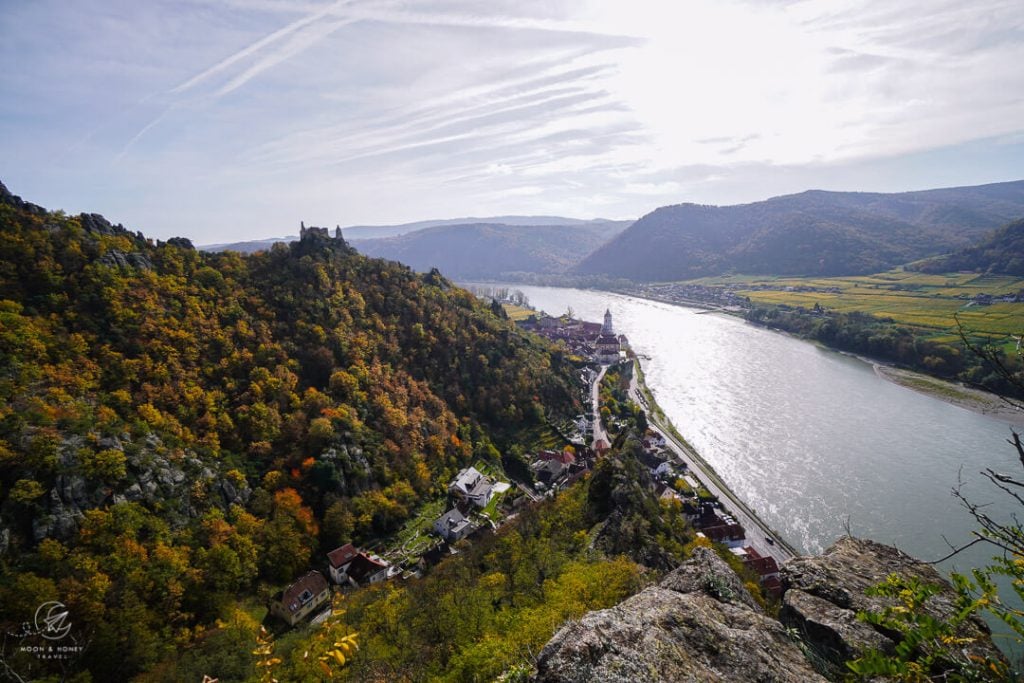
[1010,430,1024,470]
[981,470,1024,508]
[954,313,1024,410]
[928,535,987,564]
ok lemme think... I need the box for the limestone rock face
[98,248,154,271]
[80,212,117,236]
[0,180,46,214]
[780,588,893,664]
[534,547,826,683]
[780,536,1003,668]
[535,538,1008,682]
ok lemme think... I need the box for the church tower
[602,308,614,335]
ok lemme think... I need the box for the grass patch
[480,489,507,520]
[502,303,535,321]
[897,375,974,401]
[471,458,507,481]
[520,422,569,452]
[380,497,447,562]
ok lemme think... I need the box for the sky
[2,0,1024,243]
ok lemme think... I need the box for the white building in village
[449,466,495,508]
[595,308,621,364]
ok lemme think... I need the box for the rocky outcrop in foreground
[780,536,1002,670]
[534,546,825,682]
[534,537,1004,682]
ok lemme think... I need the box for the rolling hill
[575,180,1024,281]
[910,217,1024,275]
[201,215,619,253]
[0,180,583,680]
[351,220,631,279]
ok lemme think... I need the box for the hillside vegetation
[0,182,582,680]
[911,217,1024,275]
[202,416,707,682]
[577,180,1024,280]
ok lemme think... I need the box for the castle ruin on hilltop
[299,221,346,242]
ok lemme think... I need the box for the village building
[730,545,782,597]
[326,543,359,584]
[637,449,667,472]
[433,507,473,543]
[698,511,747,548]
[654,460,675,479]
[449,466,495,508]
[326,544,390,587]
[537,315,561,330]
[532,458,566,483]
[531,449,576,484]
[268,570,331,626]
[643,432,667,449]
[595,309,621,364]
[514,310,628,364]
[345,552,390,586]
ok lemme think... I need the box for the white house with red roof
[327,543,390,586]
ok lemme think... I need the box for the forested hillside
[160,389,708,682]
[576,180,1024,280]
[0,182,582,680]
[911,217,1024,275]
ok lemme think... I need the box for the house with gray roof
[433,508,473,544]
[449,466,494,508]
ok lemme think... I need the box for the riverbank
[627,355,801,563]
[605,286,739,315]
[872,364,1024,427]
[601,286,1023,428]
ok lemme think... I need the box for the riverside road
[625,362,798,566]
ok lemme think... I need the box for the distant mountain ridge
[344,215,614,239]
[201,215,618,252]
[575,180,1024,280]
[352,220,631,279]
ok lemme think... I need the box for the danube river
[503,285,1021,581]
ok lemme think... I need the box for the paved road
[627,362,798,566]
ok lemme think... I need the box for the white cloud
[1,0,1022,240]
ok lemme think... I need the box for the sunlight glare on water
[504,285,1019,575]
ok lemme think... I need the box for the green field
[696,270,1024,337]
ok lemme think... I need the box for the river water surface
[501,285,1021,583]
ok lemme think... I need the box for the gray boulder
[98,249,153,271]
[534,547,825,682]
[780,536,1004,669]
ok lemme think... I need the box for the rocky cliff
[534,537,1004,682]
